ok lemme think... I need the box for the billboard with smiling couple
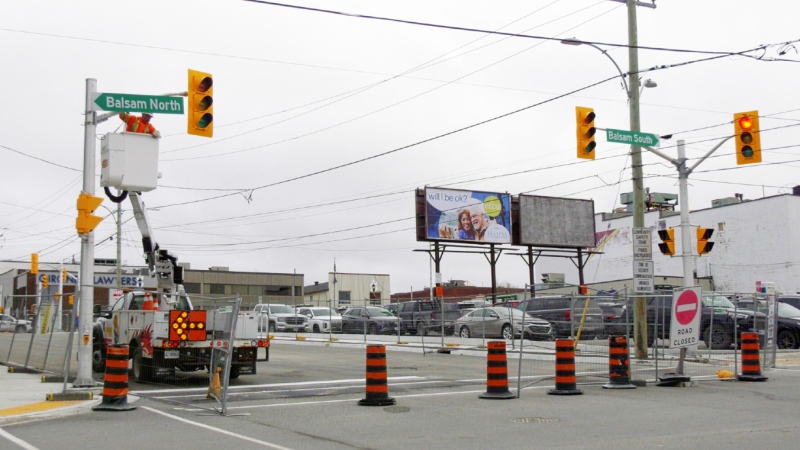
[420,187,512,244]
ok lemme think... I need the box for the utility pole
[116,195,122,290]
[625,0,649,360]
[75,78,98,387]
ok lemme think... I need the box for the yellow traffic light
[657,228,675,257]
[188,69,213,138]
[76,192,104,234]
[733,110,761,165]
[55,292,61,301]
[575,106,596,160]
[61,268,67,282]
[697,227,714,255]
[68,295,75,305]
[31,253,39,275]
[42,276,49,289]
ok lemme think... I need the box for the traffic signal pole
[75,78,99,387]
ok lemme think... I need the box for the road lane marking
[141,406,294,450]
[0,427,40,450]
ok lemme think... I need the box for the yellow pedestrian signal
[31,253,39,275]
[76,193,104,234]
[697,227,714,255]
[42,276,49,289]
[575,106,596,160]
[187,69,213,138]
[657,228,675,256]
[733,111,761,165]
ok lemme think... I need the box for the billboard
[421,187,511,244]
[517,195,596,248]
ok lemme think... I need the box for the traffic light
[697,227,714,255]
[42,276,49,289]
[68,295,75,305]
[733,110,762,165]
[187,69,213,138]
[76,192,104,234]
[55,292,61,301]
[31,253,38,275]
[657,228,675,256]
[575,106,596,160]
[61,268,67,282]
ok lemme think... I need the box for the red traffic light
[738,116,753,130]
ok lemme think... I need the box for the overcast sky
[2,0,798,293]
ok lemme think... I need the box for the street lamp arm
[562,39,630,97]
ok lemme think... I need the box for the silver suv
[253,304,307,332]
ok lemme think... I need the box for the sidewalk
[0,365,103,425]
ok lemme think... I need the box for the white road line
[0,427,40,450]
[141,406,294,450]
[132,375,423,395]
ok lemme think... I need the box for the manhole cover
[510,417,559,424]
[384,405,411,413]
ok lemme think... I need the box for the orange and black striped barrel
[358,344,396,406]
[738,332,767,382]
[480,341,515,399]
[548,338,583,395]
[603,336,636,389]
[93,344,136,411]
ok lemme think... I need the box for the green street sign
[606,128,659,147]
[93,93,184,115]
[495,294,518,301]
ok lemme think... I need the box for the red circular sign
[675,290,699,325]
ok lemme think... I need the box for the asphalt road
[3,336,800,450]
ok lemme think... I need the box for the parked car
[779,295,800,310]
[455,307,553,340]
[252,303,307,332]
[297,306,342,333]
[0,314,33,333]
[340,306,400,335]
[396,300,461,336]
[515,296,606,340]
[734,297,800,349]
[605,293,737,349]
[384,303,399,316]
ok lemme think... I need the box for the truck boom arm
[128,191,184,293]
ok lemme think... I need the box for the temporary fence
[514,291,784,395]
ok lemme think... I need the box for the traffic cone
[603,336,636,389]
[738,332,767,382]
[142,292,154,311]
[93,345,136,411]
[358,345,396,406]
[548,338,583,395]
[207,366,222,399]
[480,341,516,399]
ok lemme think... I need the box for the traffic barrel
[738,332,767,382]
[93,344,136,411]
[603,336,636,389]
[548,338,583,395]
[480,341,516,399]
[358,344,396,406]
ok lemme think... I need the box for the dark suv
[605,293,737,349]
[515,296,606,339]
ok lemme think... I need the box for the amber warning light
[169,310,207,341]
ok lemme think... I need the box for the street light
[561,36,656,359]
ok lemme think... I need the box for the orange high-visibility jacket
[119,113,159,137]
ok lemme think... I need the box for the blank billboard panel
[518,195,596,248]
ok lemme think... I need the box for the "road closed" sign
[669,286,702,349]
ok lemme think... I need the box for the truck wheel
[313,324,321,333]
[417,322,428,336]
[704,324,733,350]
[92,333,106,373]
[131,347,152,382]
[229,366,241,380]
[501,324,513,340]
[777,329,799,349]
[268,322,276,333]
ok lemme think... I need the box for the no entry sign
[669,286,702,349]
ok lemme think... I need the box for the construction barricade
[93,344,136,411]
[480,341,515,399]
[359,344,396,406]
